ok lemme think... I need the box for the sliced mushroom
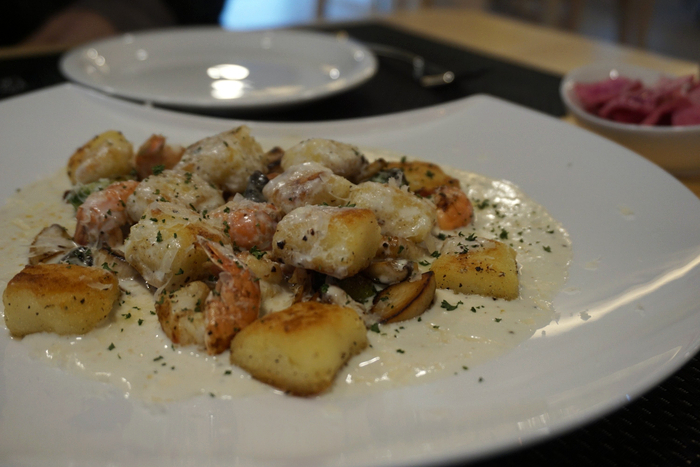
[289,267,313,303]
[93,248,139,280]
[363,260,416,285]
[370,271,436,323]
[29,224,77,265]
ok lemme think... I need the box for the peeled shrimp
[200,239,261,355]
[433,185,473,230]
[209,194,282,250]
[74,180,139,247]
[134,134,185,180]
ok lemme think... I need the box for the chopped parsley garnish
[152,164,165,175]
[441,300,463,311]
[249,246,266,260]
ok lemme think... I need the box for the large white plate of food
[60,28,377,109]
[0,84,699,467]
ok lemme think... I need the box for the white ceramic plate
[1,85,700,467]
[60,28,377,109]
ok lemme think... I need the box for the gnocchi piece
[67,130,134,185]
[348,181,436,243]
[281,138,367,180]
[126,169,224,222]
[230,301,368,396]
[272,205,382,279]
[155,281,210,348]
[174,125,267,194]
[262,162,354,214]
[430,237,519,300]
[385,160,460,195]
[124,202,226,290]
[2,263,120,337]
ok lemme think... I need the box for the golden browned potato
[271,205,382,279]
[386,160,460,196]
[124,202,226,290]
[155,281,210,348]
[67,130,134,185]
[430,238,519,300]
[2,263,120,337]
[230,301,368,396]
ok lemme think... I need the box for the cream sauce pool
[0,151,572,401]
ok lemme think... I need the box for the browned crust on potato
[2,263,120,337]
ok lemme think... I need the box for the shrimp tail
[199,238,261,355]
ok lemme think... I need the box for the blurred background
[220,0,700,62]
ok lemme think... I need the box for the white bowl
[560,63,700,176]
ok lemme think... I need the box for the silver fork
[364,42,456,88]
[335,31,456,88]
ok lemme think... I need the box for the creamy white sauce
[0,151,572,401]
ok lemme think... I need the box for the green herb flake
[250,246,266,260]
[441,300,463,311]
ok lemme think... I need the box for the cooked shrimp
[432,185,473,230]
[74,180,139,247]
[200,239,261,355]
[210,194,282,250]
[134,134,185,180]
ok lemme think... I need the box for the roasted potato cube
[2,263,120,337]
[155,281,210,347]
[230,301,368,396]
[124,202,226,290]
[430,238,519,300]
[272,205,382,279]
[67,130,134,185]
[349,181,436,243]
[386,160,460,195]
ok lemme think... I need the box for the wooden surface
[382,8,700,198]
[1,7,699,197]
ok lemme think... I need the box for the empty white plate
[60,27,377,109]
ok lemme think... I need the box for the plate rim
[59,26,378,109]
[1,85,700,466]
